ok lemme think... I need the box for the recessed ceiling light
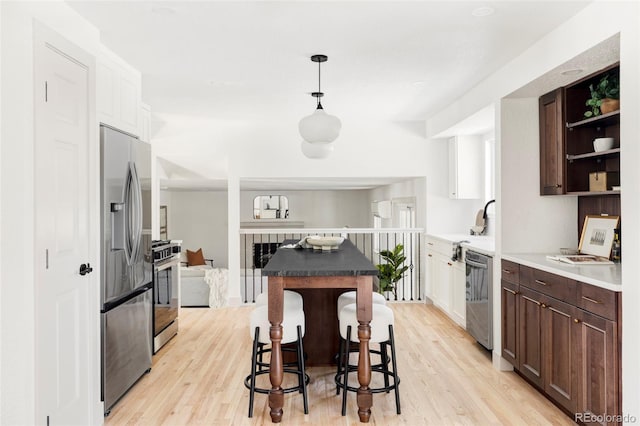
[472,6,495,17]
[413,81,426,88]
[561,69,584,76]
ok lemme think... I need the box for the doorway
[34,24,98,425]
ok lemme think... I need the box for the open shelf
[566,190,621,197]
[566,148,620,161]
[566,110,620,129]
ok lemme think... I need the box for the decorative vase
[600,98,620,114]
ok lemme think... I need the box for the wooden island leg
[268,277,285,422]
[356,276,373,422]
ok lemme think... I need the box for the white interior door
[34,34,93,425]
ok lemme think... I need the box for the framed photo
[578,215,619,258]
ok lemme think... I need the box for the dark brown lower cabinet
[502,264,621,425]
[518,287,543,388]
[543,297,578,413]
[574,308,618,426]
[501,280,519,366]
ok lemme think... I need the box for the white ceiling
[68,0,591,190]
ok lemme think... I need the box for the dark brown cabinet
[574,305,619,426]
[501,260,621,424]
[501,260,520,366]
[539,88,565,195]
[501,280,519,366]
[539,64,621,196]
[543,296,578,413]
[518,286,544,388]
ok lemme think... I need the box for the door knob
[79,263,93,276]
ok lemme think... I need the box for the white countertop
[427,233,495,256]
[502,253,622,292]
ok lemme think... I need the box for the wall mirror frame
[253,195,289,219]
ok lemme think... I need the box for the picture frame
[578,215,619,258]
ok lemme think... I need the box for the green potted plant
[584,73,620,117]
[376,244,409,299]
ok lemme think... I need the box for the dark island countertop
[262,239,378,277]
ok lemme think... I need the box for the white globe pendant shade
[300,140,334,159]
[298,107,342,144]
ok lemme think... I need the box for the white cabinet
[425,237,466,329]
[140,103,151,143]
[451,259,466,328]
[97,45,141,136]
[448,135,484,199]
[433,254,452,312]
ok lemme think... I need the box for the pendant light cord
[317,59,321,108]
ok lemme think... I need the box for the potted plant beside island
[376,244,409,300]
[584,73,620,117]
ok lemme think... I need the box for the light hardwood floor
[105,303,575,425]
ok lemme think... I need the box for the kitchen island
[262,239,378,423]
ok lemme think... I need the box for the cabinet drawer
[426,237,453,257]
[501,260,520,284]
[521,267,576,304]
[577,282,618,321]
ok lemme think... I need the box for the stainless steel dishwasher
[465,250,493,350]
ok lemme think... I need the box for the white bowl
[593,137,614,152]
[305,236,344,251]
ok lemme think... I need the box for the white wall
[168,191,229,267]
[426,1,640,415]
[501,98,577,253]
[240,189,370,228]
[0,2,102,424]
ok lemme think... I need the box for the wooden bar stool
[335,303,401,416]
[244,305,309,418]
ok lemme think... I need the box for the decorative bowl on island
[305,236,344,251]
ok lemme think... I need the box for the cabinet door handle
[541,303,547,308]
[427,242,434,246]
[428,254,433,257]
[556,184,562,188]
[503,288,518,295]
[581,296,602,305]
[447,262,452,266]
[574,318,581,324]
[522,295,541,306]
[534,279,548,286]
[502,269,512,274]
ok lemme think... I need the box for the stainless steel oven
[465,250,493,350]
[152,241,180,353]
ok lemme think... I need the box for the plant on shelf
[376,244,409,299]
[584,73,620,118]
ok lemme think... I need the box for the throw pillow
[186,248,206,266]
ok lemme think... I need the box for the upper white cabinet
[97,45,141,136]
[140,103,151,143]
[448,135,484,199]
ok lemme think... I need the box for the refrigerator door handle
[123,163,135,266]
[129,162,143,262]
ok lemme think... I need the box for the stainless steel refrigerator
[100,124,153,415]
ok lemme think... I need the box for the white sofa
[180,264,214,307]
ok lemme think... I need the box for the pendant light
[299,54,341,158]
